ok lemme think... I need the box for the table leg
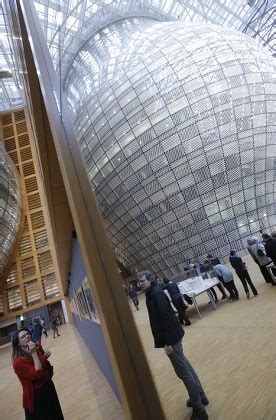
[192,296,202,318]
[207,290,217,310]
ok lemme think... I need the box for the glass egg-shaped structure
[65,19,276,277]
[0,144,21,276]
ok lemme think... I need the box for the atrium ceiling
[0,0,274,112]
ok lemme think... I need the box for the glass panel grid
[64,18,275,275]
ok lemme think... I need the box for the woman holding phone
[12,328,63,419]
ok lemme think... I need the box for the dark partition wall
[68,237,119,399]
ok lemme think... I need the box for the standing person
[263,233,276,285]
[229,250,258,298]
[137,271,208,420]
[191,259,218,303]
[50,317,60,338]
[205,260,239,301]
[56,313,61,326]
[163,277,191,326]
[247,237,272,284]
[40,317,48,338]
[262,233,276,264]
[190,259,205,278]
[206,254,228,299]
[128,284,139,310]
[12,328,64,420]
[30,318,43,344]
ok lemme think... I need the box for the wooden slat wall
[0,109,63,320]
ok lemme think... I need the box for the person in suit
[262,233,276,265]
[163,278,191,326]
[30,318,43,344]
[137,271,208,420]
[229,250,258,298]
[50,317,60,338]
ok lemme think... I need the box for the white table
[177,276,220,318]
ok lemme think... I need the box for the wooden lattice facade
[0,109,63,320]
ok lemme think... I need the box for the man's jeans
[167,341,206,410]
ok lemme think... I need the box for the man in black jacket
[137,271,208,420]
[163,277,191,326]
[263,233,276,264]
[229,250,258,298]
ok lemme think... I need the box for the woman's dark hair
[163,277,170,284]
[11,328,32,360]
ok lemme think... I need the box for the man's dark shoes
[190,408,208,419]
[187,396,209,408]
[185,320,192,326]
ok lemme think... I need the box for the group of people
[204,252,258,302]
[12,232,275,420]
[129,232,275,314]
[189,252,258,302]
[135,233,276,420]
[28,315,61,343]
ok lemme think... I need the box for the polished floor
[0,257,275,419]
